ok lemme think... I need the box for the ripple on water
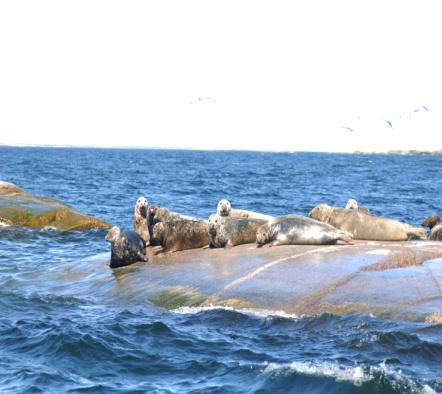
[1,148,442,393]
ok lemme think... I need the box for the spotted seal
[133,196,150,244]
[151,219,210,253]
[309,204,426,241]
[216,199,274,221]
[105,226,148,268]
[421,215,442,240]
[256,215,353,246]
[208,214,268,248]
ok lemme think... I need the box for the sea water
[1,147,441,393]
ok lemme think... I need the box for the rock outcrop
[0,181,111,231]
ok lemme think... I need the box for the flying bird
[382,119,393,128]
[341,126,354,132]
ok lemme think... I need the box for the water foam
[262,360,438,393]
[263,361,370,386]
[171,305,299,320]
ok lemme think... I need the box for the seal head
[217,199,232,216]
[345,199,358,209]
[421,215,441,230]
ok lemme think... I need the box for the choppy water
[1,147,442,393]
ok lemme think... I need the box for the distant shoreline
[353,149,442,156]
[1,144,442,156]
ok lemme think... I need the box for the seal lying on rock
[151,220,210,253]
[208,215,268,248]
[345,199,370,214]
[309,204,426,241]
[216,199,274,221]
[105,226,148,268]
[133,196,150,245]
[256,215,353,246]
[149,205,201,223]
[421,215,442,240]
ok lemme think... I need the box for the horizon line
[1,143,441,155]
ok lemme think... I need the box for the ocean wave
[262,361,438,393]
[171,305,300,320]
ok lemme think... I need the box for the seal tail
[338,230,354,244]
[407,227,427,240]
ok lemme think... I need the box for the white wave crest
[0,220,11,227]
[42,226,59,231]
[263,361,370,386]
[262,360,437,393]
[171,305,299,320]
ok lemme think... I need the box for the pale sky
[1,1,441,152]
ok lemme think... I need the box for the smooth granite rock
[0,181,111,231]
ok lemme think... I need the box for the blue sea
[1,147,442,393]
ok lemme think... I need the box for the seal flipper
[407,228,427,240]
[137,252,148,262]
[338,230,354,244]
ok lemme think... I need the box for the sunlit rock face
[0,181,111,231]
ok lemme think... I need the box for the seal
[421,215,442,240]
[105,226,148,268]
[345,199,370,214]
[256,215,353,246]
[147,205,160,245]
[216,199,274,221]
[133,196,149,244]
[309,204,426,241]
[345,199,358,209]
[149,205,201,223]
[208,214,268,248]
[151,219,210,253]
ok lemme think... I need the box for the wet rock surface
[89,240,442,322]
[0,181,111,231]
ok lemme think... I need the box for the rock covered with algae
[0,181,111,231]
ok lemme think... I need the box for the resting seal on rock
[133,196,150,244]
[256,215,353,246]
[208,214,268,248]
[345,199,370,214]
[151,219,210,253]
[149,205,201,223]
[216,199,274,221]
[105,226,148,268]
[309,204,426,241]
[421,215,442,240]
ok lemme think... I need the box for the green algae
[0,182,111,231]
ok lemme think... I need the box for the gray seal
[151,219,210,253]
[134,196,150,244]
[216,199,274,221]
[421,215,442,240]
[208,214,268,248]
[105,226,148,268]
[345,199,370,214]
[149,205,201,223]
[256,215,353,246]
[309,204,426,241]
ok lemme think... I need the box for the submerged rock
[0,181,111,231]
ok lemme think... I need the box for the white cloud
[0,0,441,151]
